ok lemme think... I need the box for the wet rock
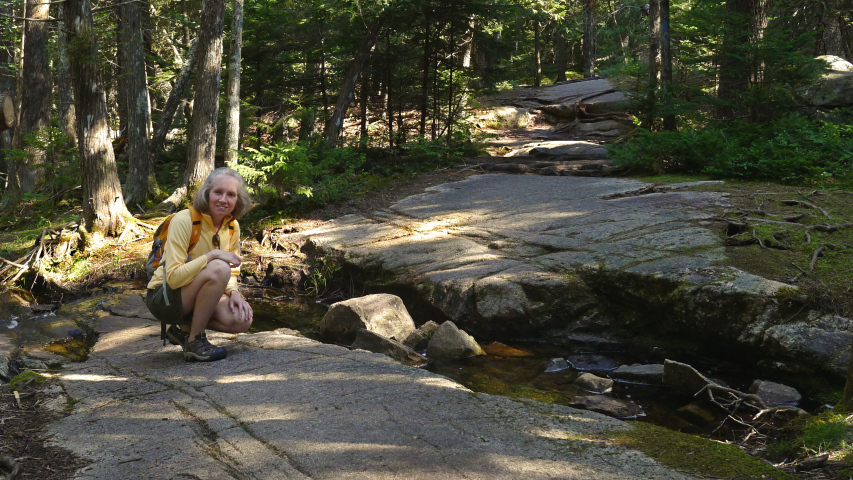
[612,364,664,384]
[402,320,440,351]
[425,321,485,359]
[676,402,719,424]
[568,395,643,419]
[567,354,619,373]
[320,294,416,344]
[545,358,572,372]
[351,329,428,367]
[748,380,801,407]
[108,293,155,320]
[573,373,613,394]
[663,359,718,395]
[481,342,533,357]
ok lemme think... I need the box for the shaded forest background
[0,0,852,239]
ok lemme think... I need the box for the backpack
[145,207,203,345]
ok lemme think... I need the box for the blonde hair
[193,167,252,219]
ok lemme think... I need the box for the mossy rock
[8,370,47,390]
[611,422,796,479]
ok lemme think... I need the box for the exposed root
[809,246,826,272]
[778,199,831,219]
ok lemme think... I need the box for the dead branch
[696,383,770,410]
[0,256,26,269]
[809,246,826,272]
[754,405,808,421]
[779,199,831,219]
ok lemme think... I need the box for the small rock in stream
[569,395,643,419]
[611,364,665,384]
[748,380,802,406]
[545,357,572,372]
[425,321,485,359]
[573,373,613,394]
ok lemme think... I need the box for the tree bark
[324,12,386,148]
[122,0,154,205]
[554,15,568,83]
[56,3,77,151]
[0,1,16,209]
[534,20,541,87]
[583,0,596,77]
[224,0,244,166]
[174,0,227,204]
[643,0,660,129]
[716,0,752,119]
[14,0,51,194]
[150,38,199,163]
[420,17,431,137]
[660,0,676,130]
[65,0,131,239]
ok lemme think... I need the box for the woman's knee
[201,259,232,282]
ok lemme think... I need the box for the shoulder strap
[188,207,203,252]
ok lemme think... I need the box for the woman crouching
[146,167,254,362]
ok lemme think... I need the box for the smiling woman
[145,168,254,363]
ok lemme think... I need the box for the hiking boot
[183,332,227,362]
[166,325,189,347]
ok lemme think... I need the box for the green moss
[611,422,796,479]
[8,370,47,389]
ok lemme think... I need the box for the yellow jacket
[146,209,241,295]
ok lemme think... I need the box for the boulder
[611,364,665,384]
[402,320,440,351]
[568,395,643,419]
[817,55,853,72]
[425,321,486,359]
[800,71,853,107]
[761,312,853,377]
[663,359,718,395]
[473,106,532,129]
[351,329,428,367]
[320,294,416,344]
[748,380,801,407]
[573,373,613,394]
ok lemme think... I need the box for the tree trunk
[583,0,596,77]
[660,0,676,130]
[122,0,154,205]
[420,18,431,137]
[0,1,16,210]
[177,0,227,204]
[56,3,77,151]
[324,12,386,148]
[385,29,394,148]
[643,0,660,130]
[554,15,568,83]
[224,0,244,166]
[150,37,199,163]
[14,0,51,194]
[65,0,131,239]
[360,75,370,142]
[716,0,752,119]
[839,15,852,61]
[534,20,541,87]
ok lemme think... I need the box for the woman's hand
[206,249,242,268]
[229,291,253,323]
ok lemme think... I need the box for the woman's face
[208,175,239,219]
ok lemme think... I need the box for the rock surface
[663,360,718,396]
[351,329,428,367]
[320,293,416,344]
[569,395,644,419]
[748,380,802,407]
[801,71,853,107]
[612,364,665,384]
[44,311,697,480]
[402,320,440,350]
[289,174,853,377]
[425,321,486,359]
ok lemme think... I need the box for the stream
[2,290,827,443]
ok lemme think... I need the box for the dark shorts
[146,281,191,325]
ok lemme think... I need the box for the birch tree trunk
[14,0,51,194]
[224,0,244,166]
[122,0,154,205]
[65,0,131,239]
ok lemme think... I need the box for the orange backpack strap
[187,207,203,253]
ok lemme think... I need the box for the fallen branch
[809,246,826,272]
[0,256,26,269]
[779,199,831,219]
